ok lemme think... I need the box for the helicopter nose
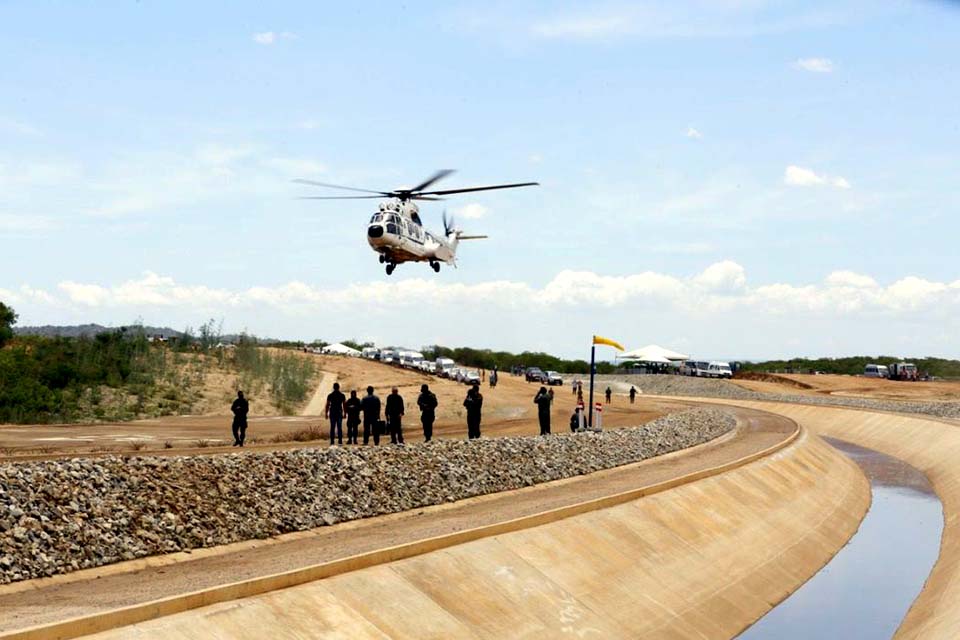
[367,225,384,238]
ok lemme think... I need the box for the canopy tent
[618,344,690,362]
[321,342,361,356]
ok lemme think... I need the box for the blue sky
[2,1,959,359]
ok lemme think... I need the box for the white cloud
[685,126,703,139]
[252,31,296,45]
[58,281,110,307]
[532,15,632,39]
[30,263,960,321]
[451,203,489,220]
[528,153,543,164]
[694,260,746,291]
[825,271,878,289]
[784,165,850,189]
[794,57,834,73]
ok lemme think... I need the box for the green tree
[0,301,16,347]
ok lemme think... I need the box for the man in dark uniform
[534,386,552,435]
[231,390,249,447]
[463,382,483,439]
[344,389,361,445]
[385,386,405,445]
[417,383,438,442]
[629,386,637,404]
[605,386,612,404]
[324,382,346,445]
[360,386,381,445]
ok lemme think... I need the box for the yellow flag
[592,335,624,351]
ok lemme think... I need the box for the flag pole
[588,343,596,429]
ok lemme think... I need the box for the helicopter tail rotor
[442,209,455,237]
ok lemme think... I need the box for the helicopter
[294,170,538,275]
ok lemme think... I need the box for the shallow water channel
[737,437,943,639]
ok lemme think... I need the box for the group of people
[229,378,642,448]
[322,382,442,445]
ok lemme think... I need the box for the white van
[864,364,890,378]
[706,362,733,379]
[436,357,455,377]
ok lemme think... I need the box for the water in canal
[737,437,943,639]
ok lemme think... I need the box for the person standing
[344,390,361,445]
[361,386,382,445]
[534,386,552,435]
[463,382,483,439]
[571,378,578,395]
[547,387,554,405]
[629,386,637,404]
[385,387,405,445]
[231,390,249,447]
[417,383,438,442]
[324,382,346,445]
[605,386,612,404]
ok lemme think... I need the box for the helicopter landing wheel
[385,263,396,275]
[378,254,386,264]
[431,261,440,273]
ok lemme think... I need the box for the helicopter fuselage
[367,199,457,267]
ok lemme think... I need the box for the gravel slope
[0,408,734,584]
[596,375,960,420]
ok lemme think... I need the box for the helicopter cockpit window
[411,212,422,225]
[370,214,382,223]
[386,223,398,235]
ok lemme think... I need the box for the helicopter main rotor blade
[410,196,445,201]
[292,178,391,196]
[297,195,385,200]
[406,169,455,194]
[418,181,539,196]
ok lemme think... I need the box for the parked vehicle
[545,371,564,386]
[525,367,545,383]
[361,347,379,360]
[435,357,455,377]
[889,362,918,381]
[463,370,481,385]
[681,360,698,376]
[423,361,437,374]
[864,363,890,378]
[693,361,710,377]
[449,367,462,381]
[706,362,733,379]
[399,350,424,368]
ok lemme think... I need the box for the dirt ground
[732,372,960,402]
[0,355,681,459]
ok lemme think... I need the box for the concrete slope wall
[87,428,868,640]
[701,400,960,640]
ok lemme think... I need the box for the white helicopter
[295,170,537,275]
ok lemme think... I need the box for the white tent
[618,344,690,362]
[321,342,361,357]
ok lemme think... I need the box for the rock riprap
[596,374,960,419]
[0,408,733,584]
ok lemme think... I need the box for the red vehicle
[889,362,919,381]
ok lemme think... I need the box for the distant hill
[14,324,184,338]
